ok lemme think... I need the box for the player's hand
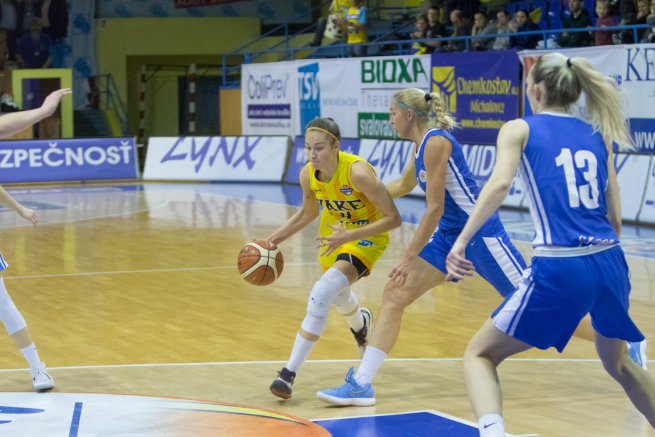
[316,223,350,256]
[41,88,72,117]
[388,253,416,286]
[18,206,38,226]
[445,240,474,282]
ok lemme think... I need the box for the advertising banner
[143,136,289,181]
[0,138,138,183]
[355,55,431,139]
[519,44,655,154]
[431,50,520,144]
[241,61,295,136]
[615,153,651,221]
[358,139,423,196]
[241,55,432,139]
[638,156,655,223]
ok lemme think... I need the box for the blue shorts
[493,245,644,352]
[419,221,526,297]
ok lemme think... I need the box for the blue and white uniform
[493,113,644,351]
[416,128,525,296]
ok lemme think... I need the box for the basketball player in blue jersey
[446,53,655,436]
[317,87,526,406]
[266,117,401,400]
[0,87,70,391]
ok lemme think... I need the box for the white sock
[285,333,317,373]
[478,413,505,437]
[20,343,42,373]
[355,346,387,386]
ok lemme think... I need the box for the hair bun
[424,93,432,102]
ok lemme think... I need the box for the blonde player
[267,117,400,400]
[0,87,71,391]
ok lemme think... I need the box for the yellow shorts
[318,219,389,275]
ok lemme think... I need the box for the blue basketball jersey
[520,113,618,248]
[415,128,500,232]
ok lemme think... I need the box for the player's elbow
[389,210,402,229]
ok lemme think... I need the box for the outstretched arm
[386,157,417,198]
[446,119,526,281]
[0,88,71,138]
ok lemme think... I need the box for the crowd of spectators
[404,0,655,55]
[0,0,68,70]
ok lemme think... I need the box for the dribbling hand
[316,223,349,256]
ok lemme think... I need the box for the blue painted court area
[314,411,482,437]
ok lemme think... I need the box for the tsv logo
[298,63,320,131]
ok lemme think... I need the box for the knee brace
[306,268,350,319]
[333,288,359,315]
[0,278,27,335]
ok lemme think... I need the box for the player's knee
[381,282,412,309]
[300,313,327,337]
[306,268,349,318]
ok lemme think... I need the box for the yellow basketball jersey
[308,151,389,274]
[309,151,381,230]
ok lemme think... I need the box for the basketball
[237,240,284,286]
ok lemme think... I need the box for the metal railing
[91,73,128,135]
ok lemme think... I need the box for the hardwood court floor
[0,182,654,436]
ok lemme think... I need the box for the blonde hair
[392,88,458,131]
[531,52,634,151]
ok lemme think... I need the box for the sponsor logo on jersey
[358,240,373,247]
[339,185,353,196]
[419,169,427,183]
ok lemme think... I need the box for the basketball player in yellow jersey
[267,117,400,400]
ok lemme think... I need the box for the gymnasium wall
[95,17,261,137]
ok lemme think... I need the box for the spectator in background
[643,0,655,43]
[422,5,447,53]
[471,10,497,50]
[16,16,51,68]
[0,0,20,62]
[16,0,40,33]
[492,9,516,50]
[594,0,617,46]
[618,0,638,43]
[308,0,351,47]
[636,0,651,41]
[338,0,367,57]
[40,0,68,43]
[511,9,540,49]
[442,9,472,51]
[410,14,429,54]
[558,0,593,47]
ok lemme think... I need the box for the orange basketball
[237,240,284,286]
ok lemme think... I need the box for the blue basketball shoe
[316,367,375,406]
[627,340,648,369]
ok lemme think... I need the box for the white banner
[241,62,296,136]
[143,136,289,181]
[638,157,655,223]
[615,153,651,221]
[241,55,431,139]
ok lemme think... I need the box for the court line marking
[0,357,635,374]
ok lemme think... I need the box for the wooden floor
[0,182,654,437]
